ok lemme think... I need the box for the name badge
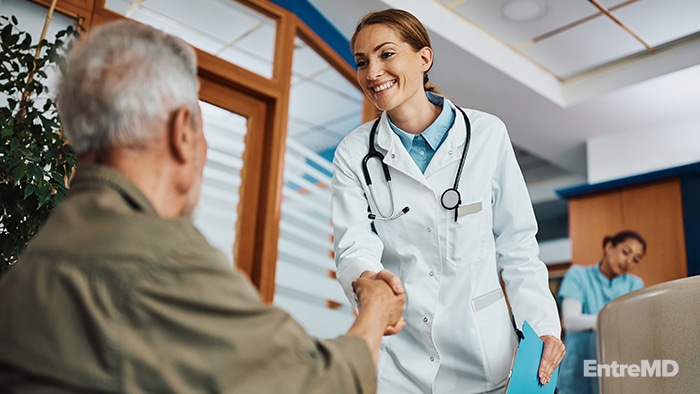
[458,201,482,217]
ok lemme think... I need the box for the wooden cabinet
[568,178,687,287]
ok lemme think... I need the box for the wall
[587,102,700,184]
[681,171,700,276]
[566,178,687,287]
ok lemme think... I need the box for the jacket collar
[69,164,159,217]
[374,97,468,180]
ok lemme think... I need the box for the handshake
[347,269,407,366]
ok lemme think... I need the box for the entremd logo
[584,360,679,378]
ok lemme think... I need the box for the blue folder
[504,320,559,394]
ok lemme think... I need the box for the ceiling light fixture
[501,0,547,23]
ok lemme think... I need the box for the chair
[596,275,700,393]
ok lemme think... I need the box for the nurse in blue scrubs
[556,230,646,394]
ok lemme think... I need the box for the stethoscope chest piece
[441,188,461,210]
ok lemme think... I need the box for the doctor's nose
[366,62,384,80]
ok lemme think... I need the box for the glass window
[104,0,276,78]
[192,101,247,266]
[274,37,364,338]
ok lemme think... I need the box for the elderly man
[0,20,405,393]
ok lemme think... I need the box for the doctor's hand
[356,270,406,335]
[538,335,565,386]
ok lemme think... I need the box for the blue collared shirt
[387,92,456,173]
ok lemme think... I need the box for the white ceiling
[94,0,700,202]
[308,0,700,199]
[95,0,700,217]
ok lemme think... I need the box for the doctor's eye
[381,51,395,60]
[355,58,368,68]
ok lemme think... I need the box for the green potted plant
[0,10,82,277]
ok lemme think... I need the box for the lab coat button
[423,317,428,323]
[430,356,435,362]
[391,153,396,159]
[427,227,432,233]
[429,271,434,276]
[448,150,453,155]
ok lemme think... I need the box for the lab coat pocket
[472,289,518,384]
[446,200,487,266]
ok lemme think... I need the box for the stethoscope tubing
[362,106,471,221]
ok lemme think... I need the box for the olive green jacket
[0,165,375,393]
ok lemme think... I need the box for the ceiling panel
[288,81,360,130]
[217,46,272,78]
[104,0,276,78]
[521,15,645,78]
[612,0,700,47]
[429,0,700,83]
[451,0,599,46]
[143,0,261,42]
[118,9,225,53]
[313,69,365,103]
[292,38,330,78]
[596,0,635,8]
[230,22,276,63]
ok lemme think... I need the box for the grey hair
[57,20,200,157]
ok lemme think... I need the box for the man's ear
[169,106,194,164]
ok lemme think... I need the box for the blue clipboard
[504,321,559,394]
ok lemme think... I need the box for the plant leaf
[23,183,37,199]
[11,161,26,181]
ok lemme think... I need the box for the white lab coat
[331,98,561,394]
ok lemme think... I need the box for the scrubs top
[556,264,644,394]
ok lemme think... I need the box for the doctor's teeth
[373,81,394,92]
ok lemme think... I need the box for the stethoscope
[362,106,471,222]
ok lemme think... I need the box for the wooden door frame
[28,0,360,303]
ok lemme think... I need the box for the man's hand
[348,270,406,366]
[353,270,406,332]
[356,270,406,334]
[538,335,565,386]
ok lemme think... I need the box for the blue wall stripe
[269,0,355,68]
[556,161,700,198]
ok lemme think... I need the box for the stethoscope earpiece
[368,206,409,221]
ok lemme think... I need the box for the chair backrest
[596,275,700,393]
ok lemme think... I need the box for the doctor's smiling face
[352,23,433,114]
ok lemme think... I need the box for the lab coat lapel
[423,102,467,179]
[375,112,430,187]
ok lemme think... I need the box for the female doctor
[331,8,565,394]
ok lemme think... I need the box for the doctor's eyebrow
[354,41,396,57]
